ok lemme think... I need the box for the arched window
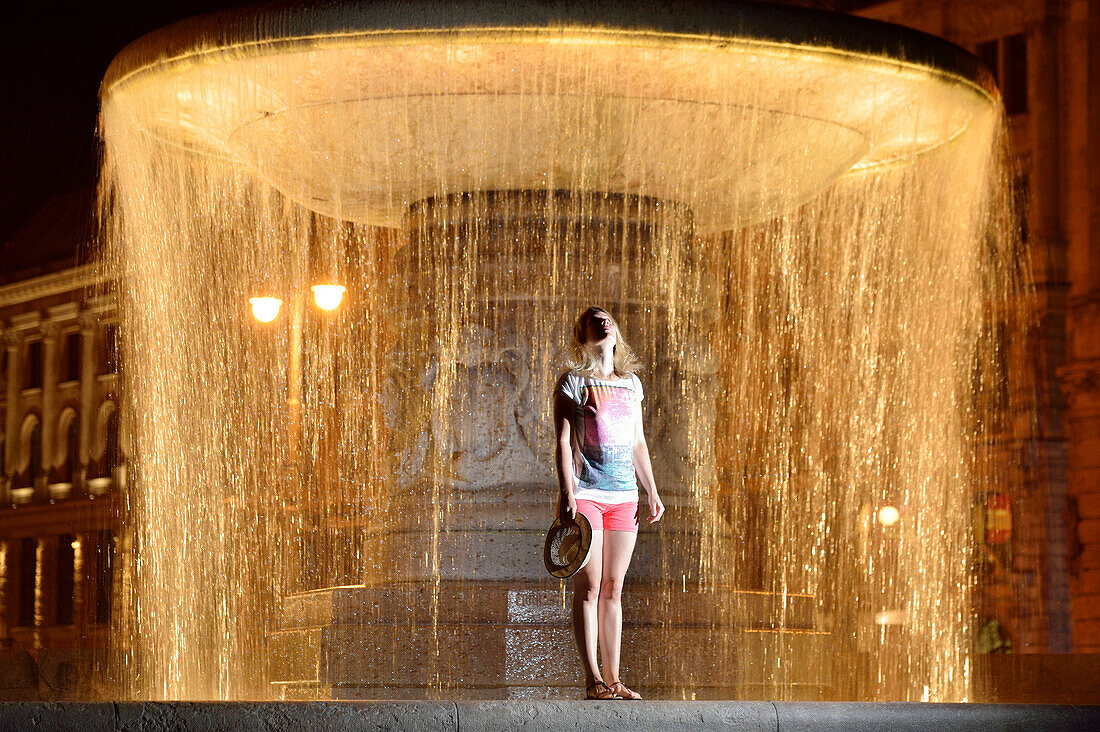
[16,417,42,489]
[29,421,42,486]
[104,412,121,478]
[57,410,80,484]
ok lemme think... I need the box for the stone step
[381,525,722,582]
[279,585,818,630]
[268,624,831,688]
[275,682,833,701]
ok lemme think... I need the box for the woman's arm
[554,391,578,521]
[633,414,665,523]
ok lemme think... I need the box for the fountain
[95,0,1021,702]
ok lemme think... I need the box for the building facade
[856,0,1100,654]
[0,194,125,699]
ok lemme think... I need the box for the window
[17,537,36,627]
[104,412,121,478]
[29,422,42,486]
[56,534,75,626]
[64,332,81,382]
[16,420,42,489]
[977,34,1028,116]
[94,530,113,625]
[62,416,79,484]
[1014,173,1029,243]
[101,324,119,375]
[24,340,43,389]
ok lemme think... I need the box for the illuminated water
[96,5,1022,702]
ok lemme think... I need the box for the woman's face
[583,310,617,347]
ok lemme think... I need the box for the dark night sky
[0,0,874,247]
[1,1,244,244]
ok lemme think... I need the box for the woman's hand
[646,491,665,523]
[559,492,577,523]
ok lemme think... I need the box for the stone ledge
[0,701,1098,731]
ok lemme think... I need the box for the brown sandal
[607,680,642,700]
[585,680,615,700]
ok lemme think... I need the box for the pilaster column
[39,320,60,500]
[1025,12,1074,652]
[77,313,98,495]
[4,330,22,504]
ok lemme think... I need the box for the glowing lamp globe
[311,284,346,311]
[249,296,282,323]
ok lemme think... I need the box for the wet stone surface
[1,702,1099,731]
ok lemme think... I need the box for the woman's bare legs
[571,529,604,685]
[598,529,637,684]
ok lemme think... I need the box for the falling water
[95,4,1024,702]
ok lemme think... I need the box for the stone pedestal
[269,582,829,700]
[266,190,784,697]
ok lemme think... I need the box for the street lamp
[311,284,346,311]
[249,296,283,323]
[877,505,900,526]
[248,282,344,593]
[249,286,346,321]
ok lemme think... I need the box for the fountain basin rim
[101,0,997,102]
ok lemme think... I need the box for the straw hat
[543,512,593,578]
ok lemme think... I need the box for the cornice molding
[46,302,81,323]
[9,311,43,331]
[0,265,111,309]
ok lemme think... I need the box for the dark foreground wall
[1,702,1098,731]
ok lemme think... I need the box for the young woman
[554,306,665,700]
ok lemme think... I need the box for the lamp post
[250,282,345,461]
[251,282,344,593]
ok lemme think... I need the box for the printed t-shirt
[556,370,643,504]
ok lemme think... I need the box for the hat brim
[543,512,593,578]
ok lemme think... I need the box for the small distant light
[250,297,283,322]
[71,540,81,550]
[877,505,900,526]
[312,284,345,311]
[875,609,907,625]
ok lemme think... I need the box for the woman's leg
[571,529,604,684]
[598,528,637,684]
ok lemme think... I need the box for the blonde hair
[567,307,643,378]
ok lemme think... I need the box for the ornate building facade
[856,0,1099,656]
[0,193,124,698]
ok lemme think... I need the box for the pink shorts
[575,499,639,533]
